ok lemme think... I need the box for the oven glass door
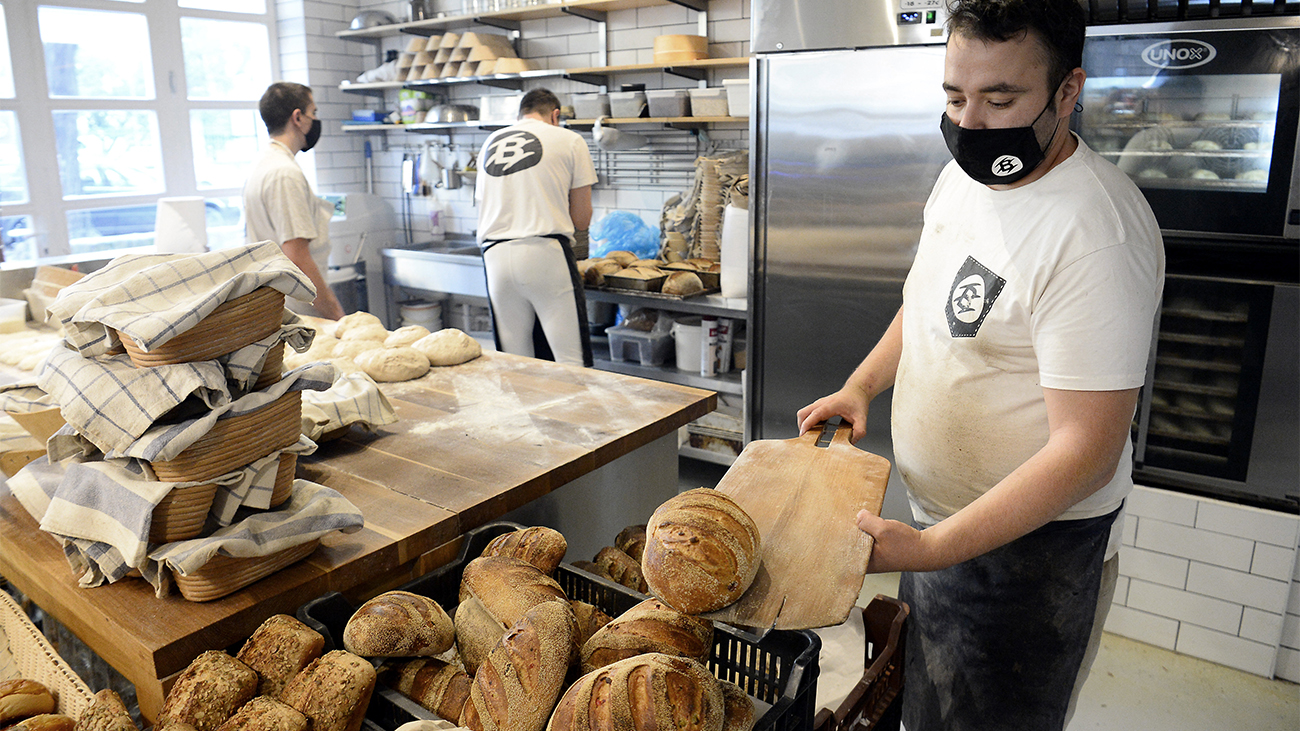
[1077,26,1299,239]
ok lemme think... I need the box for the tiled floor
[677,457,1300,731]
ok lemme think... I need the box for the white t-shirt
[475,118,598,244]
[892,137,1164,526]
[242,141,332,279]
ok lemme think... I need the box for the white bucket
[672,316,703,372]
[399,299,442,331]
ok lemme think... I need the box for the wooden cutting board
[703,422,890,631]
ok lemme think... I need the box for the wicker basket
[254,342,285,390]
[150,391,302,484]
[150,482,219,543]
[116,288,285,367]
[173,538,319,602]
[0,591,95,718]
[269,452,296,509]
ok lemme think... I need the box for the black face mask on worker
[939,88,1061,186]
[301,117,322,152]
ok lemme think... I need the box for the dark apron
[899,506,1120,731]
[482,234,593,368]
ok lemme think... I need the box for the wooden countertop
[0,351,714,720]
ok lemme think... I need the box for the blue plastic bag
[590,211,660,260]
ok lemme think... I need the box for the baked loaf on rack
[480,526,568,575]
[580,598,713,674]
[718,680,755,731]
[156,651,259,731]
[278,651,376,731]
[235,614,325,699]
[74,690,137,731]
[568,600,613,655]
[642,488,762,614]
[614,524,647,562]
[378,658,472,723]
[0,680,55,725]
[662,271,705,297]
[459,600,576,731]
[593,546,647,593]
[213,696,308,731]
[342,591,454,658]
[548,653,725,731]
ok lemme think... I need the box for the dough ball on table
[384,325,430,349]
[642,488,762,615]
[332,312,383,339]
[340,323,389,343]
[328,357,364,375]
[355,346,430,382]
[332,339,384,359]
[412,329,481,367]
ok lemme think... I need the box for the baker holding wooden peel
[797,0,1164,729]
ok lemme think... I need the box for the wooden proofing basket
[172,538,319,603]
[116,287,285,370]
[0,590,95,719]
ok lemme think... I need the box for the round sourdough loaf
[579,597,713,675]
[480,526,568,575]
[641,488,762,614]
[343,591,454,657]
[548,653,724,731]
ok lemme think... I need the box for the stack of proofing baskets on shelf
[398,31,528,81]
[0,590,95,719]
[296,522,822,731]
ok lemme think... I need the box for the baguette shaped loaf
[456,556,568,674]
[642,489,762,614]
[717,680,755,731]
[481,527,568,575]
[236,614,325,699]
[279,650,376,731]
[459,600,576,731]
[546,653,724,731]
[157,651,258,731]
[378,658,472,723]
[74,690,137,731]
[343,591,454,658]
[6,714,75,731]
[0,680,55,725]
[214,696,308,731]
[614,525,647,563]
[580,598,713,675]
[592,547,647,593]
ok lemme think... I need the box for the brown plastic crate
[813,594,909,731]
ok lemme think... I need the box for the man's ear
[1059,68,1086,118]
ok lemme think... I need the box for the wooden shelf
[338,0,705,40]
[340,60,748,95]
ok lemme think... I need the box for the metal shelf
[585,289,746,319]
[337,0,705,39]
[593,356,743,395]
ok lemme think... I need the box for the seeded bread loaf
[157,651,259,731]
[378,658,472,723]
[547,653,724,731]
[342,591,454,658]
[213,696,308,731]
[236,614,325,699]
[278,650,376,731]
[580,598,713,675]
[0,680,55,725]
[592,546,647,593]
[642,488,762,614]
[74,690,137,731]
[459,600,576,731]
[480,527,568,575]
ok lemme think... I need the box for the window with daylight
[0,1,277,264]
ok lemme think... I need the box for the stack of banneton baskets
[111,287,302,546]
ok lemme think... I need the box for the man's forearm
[845,306,904,402]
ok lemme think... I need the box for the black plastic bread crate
[298,521,822,731]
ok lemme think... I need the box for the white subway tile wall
[1110,485,1300,681]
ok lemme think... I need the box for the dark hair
[259,82,314,135]
[946,0,1086,91]
[518,88,561,118]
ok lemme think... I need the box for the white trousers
[483,236,585,366]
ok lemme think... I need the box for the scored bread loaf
[591,260,624,276]
[603,251,638,266]
[580,598,713,675]
[378,658,471,723]
[157,651,259,731]
[6,714,75,731]
[718,680,755,731]
[593,546,647,593]
[568,600,612,656]
[548,653,724,731]
[0,680,55,725]
[74,690,137,731]
[213,696,308,731]
[278,650,376,731]
[642,488,762,614]
[480,526,568,575]
[342,591,454,658]
[236,614,325,699]
[662,271,705,297]
[614,524,647,563]
[459,600,576,731]
[452,595,509,676]
[456,556,568,674]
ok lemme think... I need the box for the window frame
[0,0,279,263]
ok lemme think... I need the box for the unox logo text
[1141,39,1217,69]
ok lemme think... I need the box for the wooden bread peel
[703,422,890,631]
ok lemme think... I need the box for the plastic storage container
[812,595,909,731]
[646,88,690,118]
[572,92,610,119]
[723,78,750,117]
[606,324,673,366]
[297,521,823,731]
[608,90,647,118]
[688,87,729,117]
[0,298,25,333]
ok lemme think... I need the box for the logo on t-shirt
[946,256,1006,338]
[483,130,544,176]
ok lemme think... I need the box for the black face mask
[940,96,1059,186]
[301,117,322,152]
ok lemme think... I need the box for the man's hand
[796,385,871,442]
[855,511,944,573]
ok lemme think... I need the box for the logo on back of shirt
[946,256,1006,337]
[483,130,544,176]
